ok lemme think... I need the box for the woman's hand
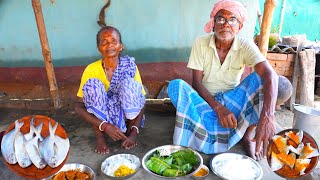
[252,114,276,158]
[102,123,127,141]
[215,106,237,129]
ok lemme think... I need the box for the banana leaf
[162,168,184,177]
[146,157,171,175]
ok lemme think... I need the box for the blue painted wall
[0,0,259,67]
[256,0,320,41]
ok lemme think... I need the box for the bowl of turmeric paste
[192,164,209,179]
[101,154,140,179]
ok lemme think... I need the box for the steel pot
[292,104,320,147]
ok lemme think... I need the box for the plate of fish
[210,153,263,180]
[267,129,319,178]
[1,115,70,179]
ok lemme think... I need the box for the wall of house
[0,0,259,67]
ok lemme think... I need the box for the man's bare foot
[241,136,262,160]
[95,135,110,154]
[122,131,138,150]
[241,125,263,161]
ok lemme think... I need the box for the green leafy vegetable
[162,168,184,177]
[146,157,171,175]
[160,155,173,166]
[146,149,200,177]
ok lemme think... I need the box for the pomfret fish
[1,120,24,164]
[24,116,35,141]
[25,123,47,169]
[39,122,58,168]
[52,135,69,168]
[15,126,32,168]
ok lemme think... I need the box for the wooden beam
[258,0,277,57]
[299,49,316,107]
[290,41,303,110]
[31,0,62,109]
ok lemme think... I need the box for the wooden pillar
[258,0,277,57]
[32,0,62,109]
[299,49,316,107]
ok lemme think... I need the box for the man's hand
[215,106,238,129]
[252,114,276,158]
[103,123,127,141]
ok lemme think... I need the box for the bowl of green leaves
[142,145,203,178]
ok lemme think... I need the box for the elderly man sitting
[168,0,278,160]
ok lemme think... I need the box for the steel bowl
[142,145,203,179]
[101,154,140,179]
[45,163,96,180]
[210,153,263,180]
[191,164,209,180]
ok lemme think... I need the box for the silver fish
[24,116,35,141]
[39,122,58,168]
[52,135,70,168]
[15,124,32,168]
[1,120,24,164]
[25,123,47,169]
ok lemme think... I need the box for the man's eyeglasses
[214,16,239,27]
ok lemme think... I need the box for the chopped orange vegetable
[294,159,310,175]
[287,131,300,145]
[273,136,288,153]
[277,152,296,168]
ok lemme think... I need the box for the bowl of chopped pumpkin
[101,154,140,179]
[142,145,203,178]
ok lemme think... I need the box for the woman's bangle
[99,121,108,131]
[131,125,139,134]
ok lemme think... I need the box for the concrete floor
[0,107,319,180]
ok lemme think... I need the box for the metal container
[192,164,209,180]
[45,163,96,180]
[293,104,320,147]
[210,153,263,180]
[142,145,203,179]
[101,154,140,179]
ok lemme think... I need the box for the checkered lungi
[168,72,263,154]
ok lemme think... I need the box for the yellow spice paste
[193,167,208,177]
[114,165,136,177]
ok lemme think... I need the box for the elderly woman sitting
[75,26,145,154]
